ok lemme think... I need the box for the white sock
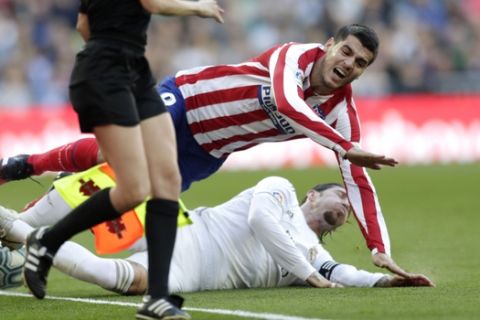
[112,258,136,294]
[19,189,72,227]
[53,241,134,294]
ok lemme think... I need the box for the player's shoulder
[280,42,324,55]
[254,176,297,205]
[255,176,293,190]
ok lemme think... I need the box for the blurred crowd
[1,0,479,108]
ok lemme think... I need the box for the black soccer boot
[0,154,33,184]
[23,227,54,299]
[136,294,191,320]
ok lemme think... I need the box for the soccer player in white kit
[0,176,433,293]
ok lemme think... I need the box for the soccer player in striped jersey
[0,24,411,280]
[0,176,433,293]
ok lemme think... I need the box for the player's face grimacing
[320,35,374,90]
[304,186,350,234]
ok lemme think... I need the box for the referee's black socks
[145,198,179,298]
[40,188,121,253]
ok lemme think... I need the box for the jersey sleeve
[334,98,391,255]
[269,43,391,255]
[247,177,316,281]
[269,43,354,157]
[310,245,386,287]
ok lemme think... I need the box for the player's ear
[325,37,335,49]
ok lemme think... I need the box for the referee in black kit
[23,1,224,319]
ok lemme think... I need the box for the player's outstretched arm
[344,146,398,170]
[140,0,224,23]
[372,252,409,276]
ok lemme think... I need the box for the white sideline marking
[0,290,327,320]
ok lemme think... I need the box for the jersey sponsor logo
[258,85,296,134]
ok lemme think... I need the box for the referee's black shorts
[69,40,166,133]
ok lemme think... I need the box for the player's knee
[166,168,181,191]
[125,186,150,207]
[150,167,181,199]
[113,182,151,210]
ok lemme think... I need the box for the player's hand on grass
[409,274,434,286]
[375,274,435,287]
[372,253,435,287]
[344,147,398,170]
[196,0,225,23]
[306,271,343,288]
[372,252,411,278]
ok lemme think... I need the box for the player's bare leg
[23,124,150,299]
[135,113,189,320]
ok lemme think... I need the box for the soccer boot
[0,205,23,250]
[23,227,54,299]
[136,294,191,320]
[0,155,33,185]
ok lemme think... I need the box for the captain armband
[319,261,340,280]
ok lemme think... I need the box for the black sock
[41,188,121,253]
[145,198,179,298]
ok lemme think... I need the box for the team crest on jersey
[307,246,318,263]
[272,191,284,204]
[312,104,326,119]
[258,85,296,134]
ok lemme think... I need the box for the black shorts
[69,40,166,133]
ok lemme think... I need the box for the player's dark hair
[300,183,343,205]
[334,24,379,65]
[301,182,348,244]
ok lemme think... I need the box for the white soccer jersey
[165,176,318,292]
[125,176,385,293]
[175,43,390,255]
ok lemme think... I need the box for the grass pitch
[0,163,479,319]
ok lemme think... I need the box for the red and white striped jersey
[175,42,391,255]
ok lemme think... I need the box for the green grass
[1,163,480,319]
